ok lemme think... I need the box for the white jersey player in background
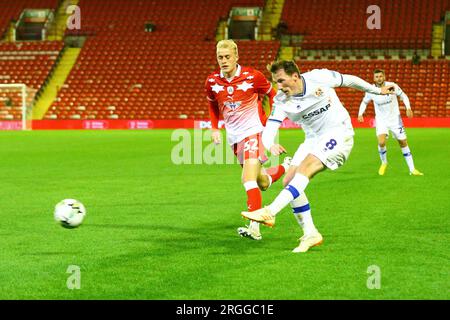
[358,69,423,176]
[241,60,395,253]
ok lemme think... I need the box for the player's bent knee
[378,135,387,147]
[257,180,269,191]
[283,165,298,187]
[398,139,408,148]
[256,173,270,191]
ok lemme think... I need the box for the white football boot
[292,231,323,253]
[237,224,262,240]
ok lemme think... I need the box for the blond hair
[216,39,239,56]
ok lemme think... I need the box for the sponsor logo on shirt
[377,97,393,105]
[302,104,331,120]
[224,101,242,110]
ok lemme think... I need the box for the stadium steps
[3,21,15,42]
[47,0,80,41]
[431,23,445,57]
[215,19,227,41]
[257,0,285,40]
[279,46,294,60]
[33,47,81,119]
[268,0,285,28]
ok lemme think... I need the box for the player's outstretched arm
[341,74,393,95]
[262,120,286,155]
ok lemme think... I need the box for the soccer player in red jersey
[205,40,290,240]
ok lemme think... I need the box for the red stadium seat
[293,59,450,118]
[281,0,449,50]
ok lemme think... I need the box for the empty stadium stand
[46,0,279,120]
[282,0,449,50]
[0,0,448,122]
[0,41,64,120]
[0,1,61,120]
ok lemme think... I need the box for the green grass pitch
[0,128,448,299]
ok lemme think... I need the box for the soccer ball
[54,199,86,228]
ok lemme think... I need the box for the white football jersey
[268,69,354,139]
[361,81,404,122]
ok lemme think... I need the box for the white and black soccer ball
[54,199,86,228]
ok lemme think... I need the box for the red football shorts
[232,133,268,166]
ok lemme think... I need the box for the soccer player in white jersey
[358,69,423,176]
[240,60,394,253]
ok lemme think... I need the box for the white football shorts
[375,115,407,140]
[291,130,354,171]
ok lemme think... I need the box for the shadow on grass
[85,221,290,256]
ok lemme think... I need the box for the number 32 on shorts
[325,139,337,150]
[243,138,258,152]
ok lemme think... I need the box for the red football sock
[265,165,286,184]
[246,188,262,212]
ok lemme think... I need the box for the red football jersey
[205,65,274,145]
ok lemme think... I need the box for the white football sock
[249,220,260,231]
[378,145,387,164]
[401,146,415,172]
[268,174,309,215]
[290,193,317,235]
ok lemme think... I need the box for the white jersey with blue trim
[360,81,406,122]
[269,69,354,139]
